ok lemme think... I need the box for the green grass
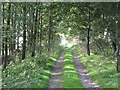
[2,57,54,88]
[2,47,63,88]
[73,48,118,88]
[63,48,84,88]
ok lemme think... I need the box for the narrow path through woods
[47,50,65,88]
[73,51,101,89]
[47,49,102,89]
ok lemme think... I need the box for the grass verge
[73,47,118,88]
[2,46,63,88]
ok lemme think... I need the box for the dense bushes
[2,46,63,88]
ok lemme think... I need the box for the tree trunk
[13,5,16,50]
[4,3,11,68]
[116,3,120,72]
[0,3,2,65]
[2,3,4,58]
[87,6,91,56]
[48,9,52,52]
[40,3,42,54]
[31,5,38,57]
[87,28,90,55]
[17,24,20,50]
[111,40,117,53]
[17,13,21,51]
[30,9,34,57]
[10,4,14,53]
[94,42,102,52]
[22,5,27,60]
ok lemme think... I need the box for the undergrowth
[72,45,118,88]
[2,46,63,88]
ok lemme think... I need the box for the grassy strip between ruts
[63,48,84,88]
[73,48,119,88]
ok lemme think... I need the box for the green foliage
[90,38,114,56]
[72,43,87,54]
[2,46,63,88]
[72,45,118,88]
[1,2,120,88]
[81,55,118,88]
[63,48,84,88]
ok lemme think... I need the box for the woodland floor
[47,49,101,89]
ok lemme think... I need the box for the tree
[22,4,27,60]
[116,2,120,72]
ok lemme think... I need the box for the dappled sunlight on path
[47,48,102,89]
